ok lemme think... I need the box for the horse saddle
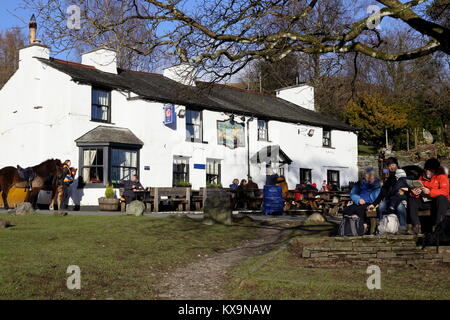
[17,166,37,187]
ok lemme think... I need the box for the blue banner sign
[164,104,175,124]
[194,164,206,170]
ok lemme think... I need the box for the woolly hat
[424,158,440,172]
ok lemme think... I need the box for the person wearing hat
[408,158,450,235]
[344,167,381,221]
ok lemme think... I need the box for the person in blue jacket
[343,167,381,221]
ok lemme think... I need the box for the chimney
[29,14,41,44]
[19,14,50,68]
[275,84,315,112]
[163,63,196,86]
[81,47,118,74]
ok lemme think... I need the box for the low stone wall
[292,235,450,266]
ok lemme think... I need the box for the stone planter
[98,197,120,211]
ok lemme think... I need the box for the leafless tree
[21,0,449,78]
[0,28,26,88]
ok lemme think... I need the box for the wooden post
[186,187,191,212]
[202,187,207,208]
[406,128,410,151]
[154,187,159,213]
[414,127,418,148]
[385,128,389,150]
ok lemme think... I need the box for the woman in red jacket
[408,158,450,235]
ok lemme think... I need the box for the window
[91,88,111,122]
[79,146,140,186]
[257,120,268,141]
[327,170,340,188]
[300,168,312,184]
[186,109,203,142]
[82,148,104,184]
[206,159,221,185]
[277,167,285,177]
[323,129,331,147]
[173,157,189,186]
[110,149,138,184]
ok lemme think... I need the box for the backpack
[422,217,450,248]
[378,214,399,235]
[338,215,365,237]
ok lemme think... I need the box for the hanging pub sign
[163,104,175,125]
[217,119,245,149]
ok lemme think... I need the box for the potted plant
[98,184,120,211]
[174,181,192,187]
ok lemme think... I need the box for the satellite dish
[422,129,433,144]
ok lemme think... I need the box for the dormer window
[91,88,111,123]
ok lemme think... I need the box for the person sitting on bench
[408,158,450,235]
[120,175,144,204]
[344,167,381,222]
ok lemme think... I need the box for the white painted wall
[276,85,315,111]
[0,46,358,206]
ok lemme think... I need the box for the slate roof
[39,58,355,131]
[75,125,144,146]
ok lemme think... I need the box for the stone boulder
[15,202,35,215]
[53,212,68,217]
[126,200,146,216]
[0,219,11,228]
[203,188,232,225]
[306,213,326,224]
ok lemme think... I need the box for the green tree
[344,94,409,147]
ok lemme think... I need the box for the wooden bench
[119,187,191,213]
[151,187,191,213]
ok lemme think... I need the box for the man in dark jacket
[121,175,144,204]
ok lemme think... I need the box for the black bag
[338,215,365,237]
[422,217,450,248]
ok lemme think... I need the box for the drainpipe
[246,117,253,179]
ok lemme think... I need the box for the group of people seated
[229,177,261,209]
[344,157,450,235]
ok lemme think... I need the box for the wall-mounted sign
[217,119,245,149]
[144,166,150,171]
[194,164,206,170]
[164,104,175,125]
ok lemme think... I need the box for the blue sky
[0,0,33,31]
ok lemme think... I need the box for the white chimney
[163,63,196,85]
[81,47,118,74]
[19,14,50,68]
[276,84,315,112]
[19,44,50,69]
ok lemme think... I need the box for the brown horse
[0,159,63,209]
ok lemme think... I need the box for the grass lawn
[358,144,378,155]
[0,214,260,300]
[225,242,450,300]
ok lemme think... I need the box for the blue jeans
[379,200,407,230]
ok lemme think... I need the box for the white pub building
[0,20,358,207]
